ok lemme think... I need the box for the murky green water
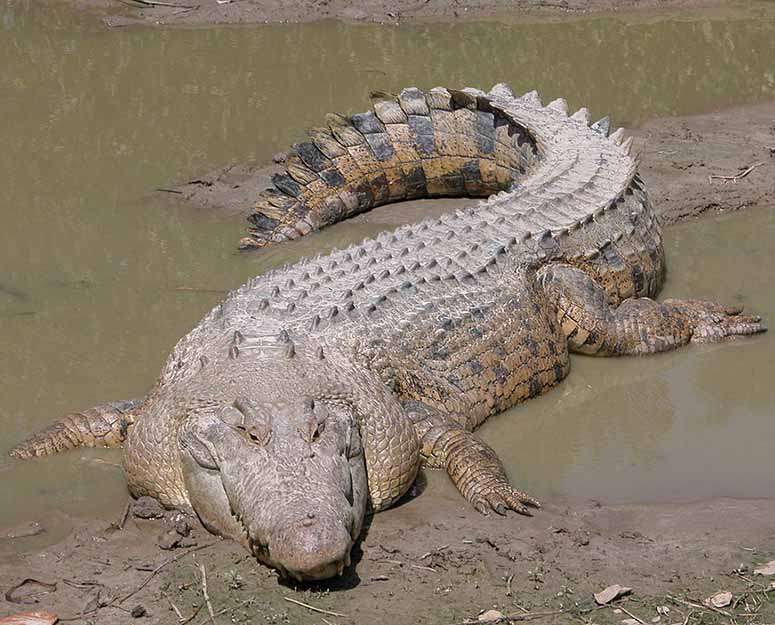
[1,2,774,534]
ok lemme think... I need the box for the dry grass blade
[283,597,348,618]
[708,162,764,183]
[197,561,217,625]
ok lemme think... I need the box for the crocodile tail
[239,85,544,250]
[9,399,142,459]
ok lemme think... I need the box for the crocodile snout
[267,515,353,581]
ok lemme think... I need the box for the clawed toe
[474,484,540,517]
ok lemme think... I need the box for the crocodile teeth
[610,127,626,145]
[591,116,611,136]
[547,98,568,115]
[571,107,591,124]
[621,136,634,155]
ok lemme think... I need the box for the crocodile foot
[664,299,767,342]
[444,431,540,516]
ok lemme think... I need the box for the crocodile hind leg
[540,264,766,355]
[9,399,142,459]
[404,400,540,516]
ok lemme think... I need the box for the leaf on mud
[621,619,640,625]
[478,610,505,623]
[4,579,57,605]
[594,584,632,605]
[703,591,733,608]
[754,560,775,576]
[0,612,58,625]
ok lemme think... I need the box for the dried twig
[449,608,569,625]
[666,595,732,618]
[410,564,438,573]
[117,500,131,530]
[618,605,648,625]
[210,597,256,618]
[179,604,203,625]
[162,591,184,622]
[197,561,217,625]
[283,597,348,618]
[116,0,194,7]
[708,162,764,183]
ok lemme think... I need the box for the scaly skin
[9,84,766,581]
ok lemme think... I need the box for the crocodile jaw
[179,398,368,581]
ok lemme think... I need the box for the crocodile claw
[664,298,768,342]
[471,481,541,517]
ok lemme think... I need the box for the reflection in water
[479,207,775,504]
[1,2,774,530]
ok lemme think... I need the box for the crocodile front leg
[9,399,142,458]
[404,401,539,516]
[540,264,766,355]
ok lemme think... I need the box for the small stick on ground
[117,500,131,530]
[283,597,348,618]
[117,541,220,605]
[162,591,184,622]
[618,605,648,625]
[449,608,569,625]
[116,0,195,7]
[197,561,217,625]
[179,604,203,625]
[708,162,764,183]
[666,595,732,618]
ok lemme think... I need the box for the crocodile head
[179,396,368,581]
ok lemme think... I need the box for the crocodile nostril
[302,513,316,527]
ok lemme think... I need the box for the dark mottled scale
[350,111,386,135]
[402,164,428,198]
[474,110,496,155]
[318,195,347,224]
[407,115,436,158]
[366,172,391,205]
[292,141,331,173]
[271,173,303,198]
[363,132,396,162]
[319,167,347,188]
[462,159,486,195]
[248,211,281,231]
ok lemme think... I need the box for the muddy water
[1,2,774,535]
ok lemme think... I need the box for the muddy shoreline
[61,0,733,28]
[1,99,774,623]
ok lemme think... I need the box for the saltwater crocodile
[10,84,765,582]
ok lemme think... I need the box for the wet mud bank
[2,494,775,624]
[65,0,730,28]
[169,101,775,228]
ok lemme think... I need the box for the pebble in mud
[131,496,165,520]
[130,605,147,618]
